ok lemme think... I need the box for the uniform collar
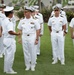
[7,17,12,21]
[25,16,33,20]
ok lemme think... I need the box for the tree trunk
[1,0,4,4]
[38,0,41,12]
[53,0,57,5]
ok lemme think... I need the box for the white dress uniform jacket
[51,10,68,32]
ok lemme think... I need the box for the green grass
[0,23,74,75]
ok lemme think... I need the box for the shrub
[66,11,74,22]
[41,8,52,22]
[14,5,20,10]
[17,10,24,19]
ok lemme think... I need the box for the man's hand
[18,38,22,44]
[63,31,67,36]
[71,35,74,39]
[35,39,38,45]
[39,34,43,37]
[0,33,2,37]
[16,32,21,36]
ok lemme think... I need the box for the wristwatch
[36,39,38,41]
[64,31,67,34]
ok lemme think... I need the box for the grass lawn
[0,23,74,75]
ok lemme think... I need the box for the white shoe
[35,62,37,64]
[6,71,17,74]
[52,60,57,64]
[37,53,40,56]
[61,62,65,65]
[0,54,3,58]
[25,67,30,71]
[31,66,35,71]
[5,70,17,74]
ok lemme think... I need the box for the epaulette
[37,14,40,16]
[60,15,64,17]
[9,19,11,22]
[30,22,34,24]
[50,15,54,18]
[32,16,38,20]
[22,22,25,24]
[35,17,38,19]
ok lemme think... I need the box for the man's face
[10,11,14,18]
[24,10,31,17]
[31,11,35,16]
[54,9,60,15]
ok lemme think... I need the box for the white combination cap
[24,6,32,11]
[30,6,35,12]
[4,6,14,12]
[33,5,39,9]
[53,5,60,10]
[56,4,62,9]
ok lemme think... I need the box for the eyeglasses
[54,10,59,11]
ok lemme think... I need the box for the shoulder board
[37,14,40,16]
[22,22,25,24]
[33,17,38,20]
[30,22,34,24]
[9,19,11,22]
[50,15,54,18]
[60,15,64,17]
[32,16,38,20]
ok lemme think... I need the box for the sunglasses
[54,10,59,11]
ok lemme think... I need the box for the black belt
[27,34,30,36]
[56,31,59,33]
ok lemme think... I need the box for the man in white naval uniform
[69,18,74,45]
[2,6,20,74]
[51,4,68,61]
[0,4,6,58]
[48,6,66,65]
[17,6,40,71]
[33,5,44,55]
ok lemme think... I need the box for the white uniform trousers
[51,31,65,63]
[36,37,40,55]
[0,35,4,54]
[55,36,65,61]
[3,38,16,72]
[22,34,36,68]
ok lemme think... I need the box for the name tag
[30,22,34,24]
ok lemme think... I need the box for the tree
[57,0,61,3]
[1,0,4,4]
